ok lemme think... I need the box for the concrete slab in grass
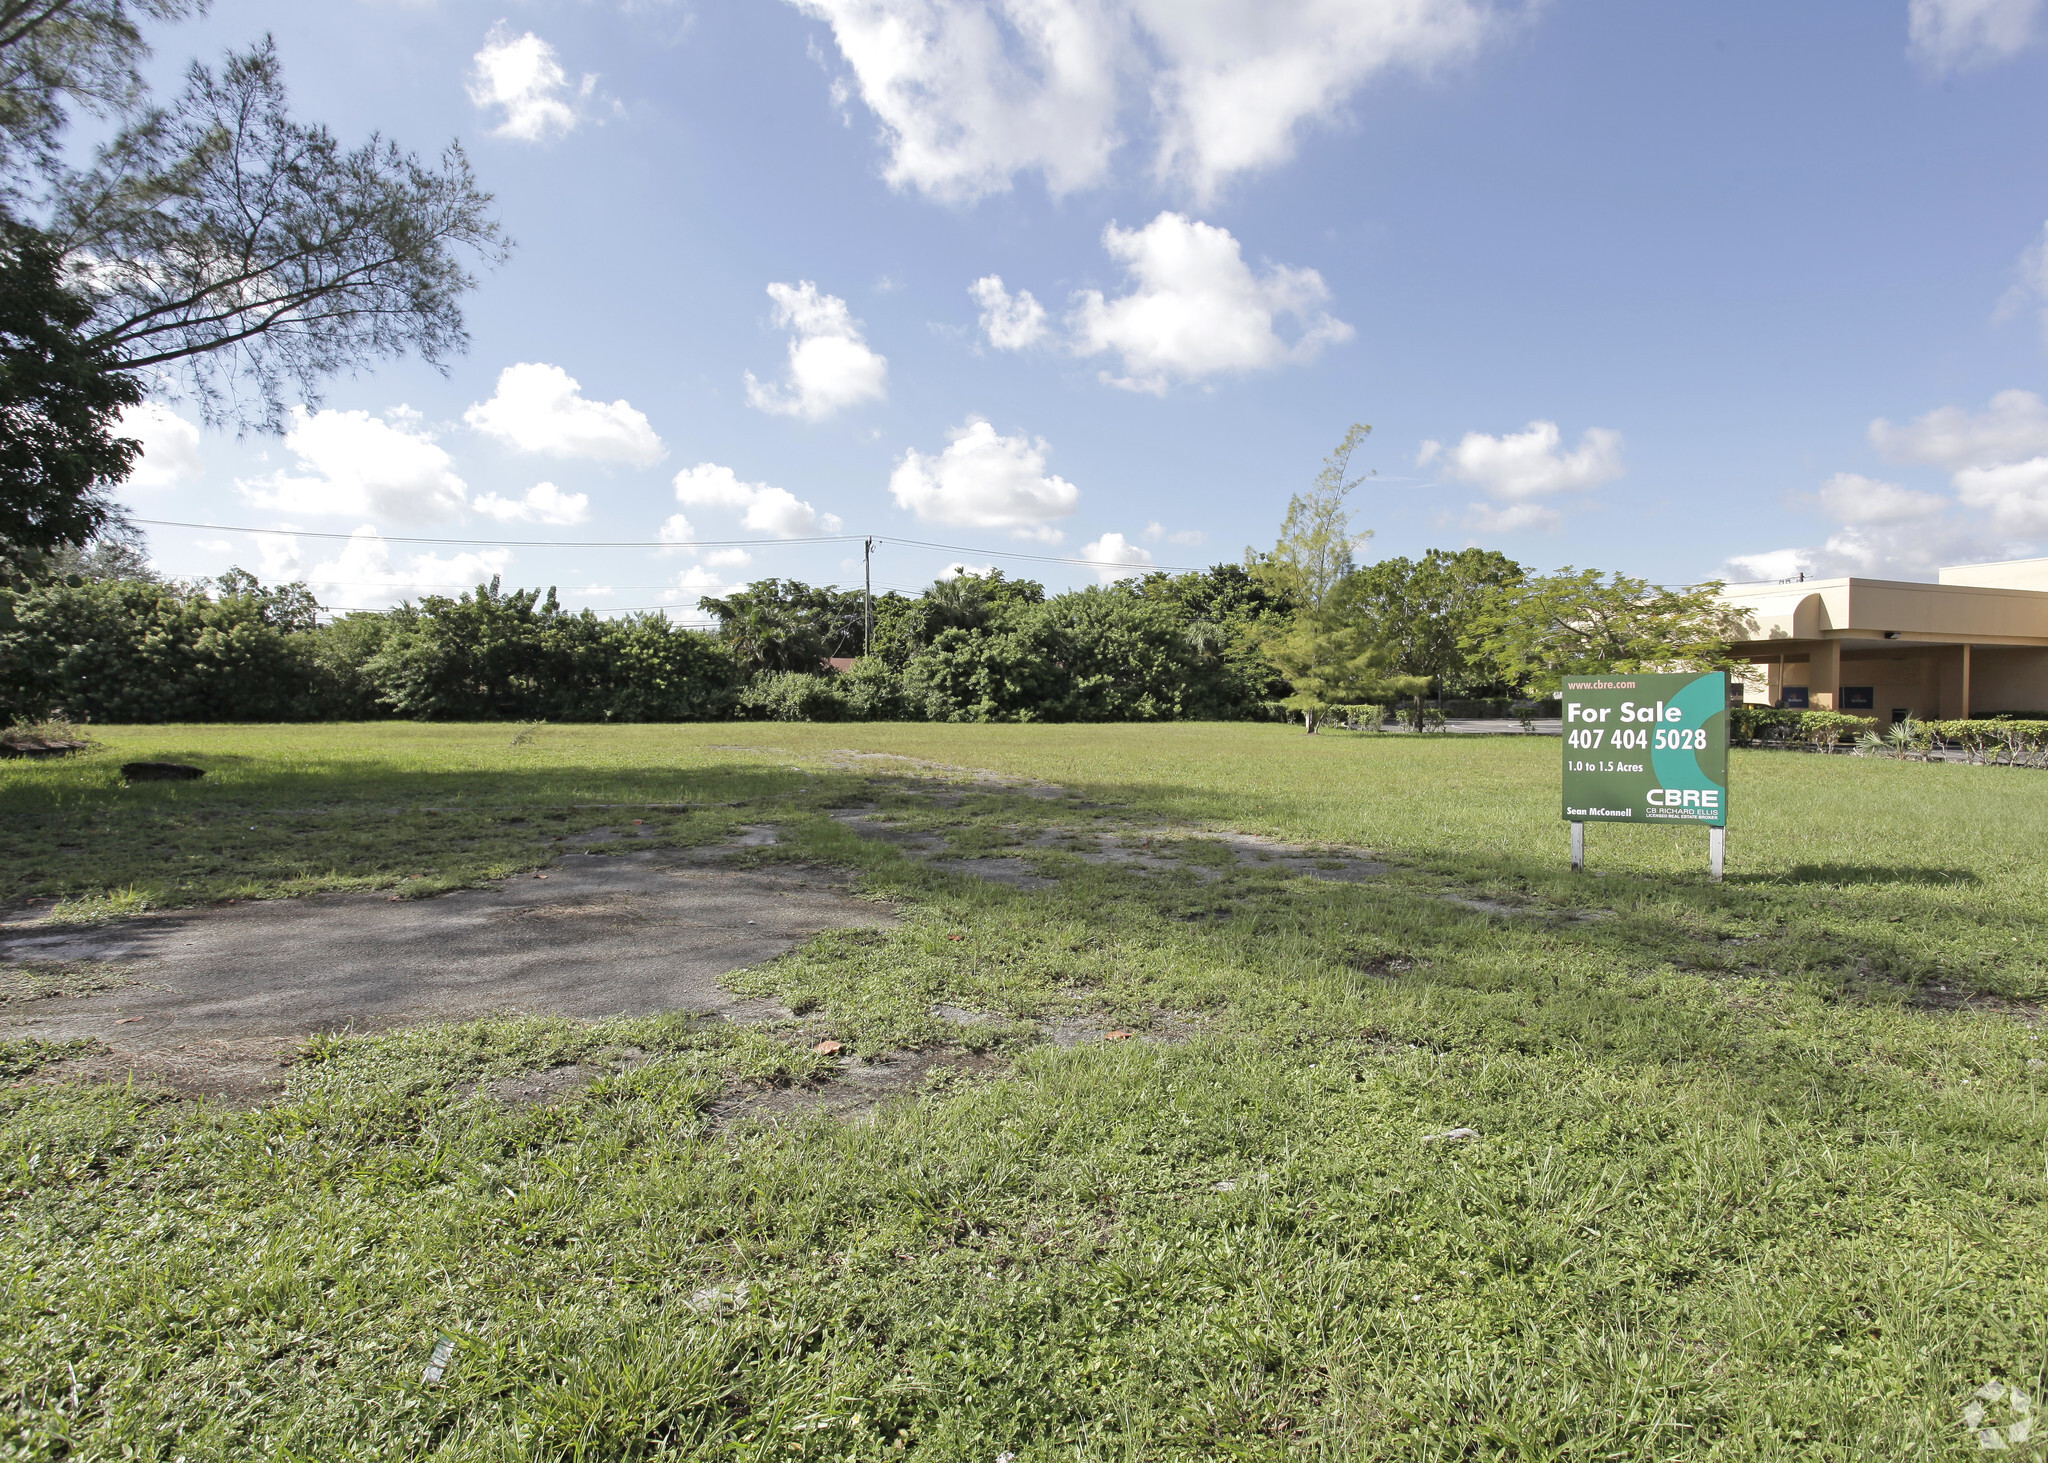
[0,850,895,1071]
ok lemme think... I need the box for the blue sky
[110,0,2048,619]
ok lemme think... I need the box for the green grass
[2,722,2046,1459]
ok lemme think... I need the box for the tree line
[0,437,1748,726]
[0,12,1743,730]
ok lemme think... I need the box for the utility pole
[863,537,874,656]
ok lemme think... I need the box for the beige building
[1719,556,2048,720]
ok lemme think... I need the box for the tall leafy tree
[697,579,868,673]
[868,570,1045,667]
[1260,615,1403,734]
[1247,422,1374,613]
[1463,567,1752,693]
[0,221,139,572]
[1250,424,1402,728]
[51,40,508,429]
[0,4,506,574]
[1128,563,1294,712]
[1344,547,1527,710]
[0,0,199,202]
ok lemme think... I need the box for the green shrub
[735,671,849,722]
[0,576,327,722]
[1927,718,2048,765]
[1729,707,1874,747]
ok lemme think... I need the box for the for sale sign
[1561,671,1729,827]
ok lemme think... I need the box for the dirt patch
[563,825,664,846]
[1441,894,1611,923]
[0,850,896,1095]
[708,1046,1008,1127]
[831,811,947,855]
[1041,1011,1204,1046]
[0,961,140,1004]
[24,1034,302,1106]
[1054,830,1388,885]
[933,1003,997,1025]
[1903,981,2044,1020]
[501,894,650,923]
[928,857,1057,890]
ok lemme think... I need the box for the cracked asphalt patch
[0,850,894,1099]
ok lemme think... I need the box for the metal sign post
[1561,671,1730,880]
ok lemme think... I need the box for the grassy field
[2,722,2046,1459]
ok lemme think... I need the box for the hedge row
[1729,706,2048,760]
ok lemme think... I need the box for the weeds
[0,723,2045,1457]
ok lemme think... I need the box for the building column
[1810,638,1840,711]
[1938,646,1970,720]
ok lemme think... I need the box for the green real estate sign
[1561,671,1729,828]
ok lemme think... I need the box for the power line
[882,536,1198,573]
[134,518,1206,574]
[136,518,859,550]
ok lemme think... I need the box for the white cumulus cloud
[1952,456,2048,536]
[663,564,749,608]
[1908,0,2042,72]
[673,462,844,537]
[788,0,1122,203]
[1142,520,1206,546]
[115,402,203,493]
[658,512,696,549]
[468,27,593,141]
[889,418,1081,529]
[971,274,1049,349]
[1872,389,2048,470]
[745,282,889,420]
[1419,419,1622,531]
[238,406,468,524]
[464,363,666,466]
[1724,520,1998,582]
[1724,548,1819,584]
[1069,213,1350,393]
[470,481,591,526]
[795,0,1513,201]
[1080,531,1153,582]
[257,526,512,610]
[1813,472,1946,525]
[1134,0,1506,198]
[1723,456,2004,583]
[1462,501,1564,534]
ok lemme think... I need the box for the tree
[1247,422,1373,613]
[52,40,508,429]
[0,569,326,721]
[49,532,154,581]
[697,579,866,674]
[1128,562,1294,714]
[365,578,737,721]
[1259,614,1421,734]
[0,0,199,202]
[868,570,1045,668]
[0,7,505,575]
[1344,547,1527,718]
[1462,568,1752,694]
[0,221,139,572]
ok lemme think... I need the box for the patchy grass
[1,722,2046,1458]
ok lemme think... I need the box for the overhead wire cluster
[133,519,1205,575]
